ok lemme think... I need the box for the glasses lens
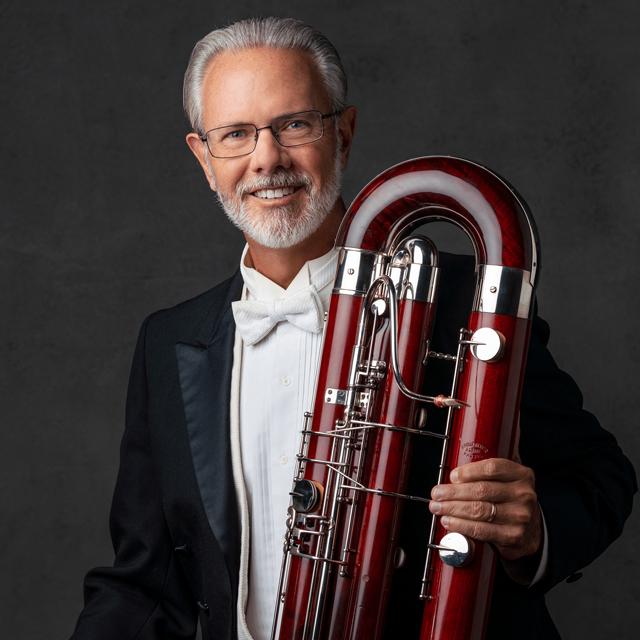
[207,124,257,157]
[274,111,323,147]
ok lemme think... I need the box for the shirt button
[281,376,291,386]
[279,455,288,465]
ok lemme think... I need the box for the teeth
[253,186,297,199]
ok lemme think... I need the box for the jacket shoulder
[142,270,242,346]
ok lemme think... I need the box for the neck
[244,199,345,288]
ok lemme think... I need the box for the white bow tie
[232,285,324,346]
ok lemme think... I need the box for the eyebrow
[209,108,319,130]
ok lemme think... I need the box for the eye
[223,128,248,140]
[211,125,255,146]
[283,118,312,131]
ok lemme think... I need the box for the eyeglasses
[200,109,342,159]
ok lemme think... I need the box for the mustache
[236,171,312,197]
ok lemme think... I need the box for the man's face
[186,47,355,249]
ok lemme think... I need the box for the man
[71,17,636,640]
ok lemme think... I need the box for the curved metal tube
[366,275,464,409]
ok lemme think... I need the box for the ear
[186,132,217,191]
[336,106,357,169]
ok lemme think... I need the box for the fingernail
[431,487,444,500]
[449,469,459,482]
[441,516,450,528]
[430,501,442,514]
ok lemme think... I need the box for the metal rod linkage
[419,327,470,600]
[374,275,467,409]
[345,418,448,440]
[340,483,432,504]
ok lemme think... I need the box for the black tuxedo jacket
[71,254,636,640]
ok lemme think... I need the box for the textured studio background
[1,1,638,638]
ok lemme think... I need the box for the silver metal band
[403,263,439,302]
[333,248,382,296]
[389,236,439,303]
[473,264,533,318]
[389,264,439,302]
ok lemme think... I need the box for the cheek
[296,147,336,183]
[211,163,246,194]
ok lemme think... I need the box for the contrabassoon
[270,156,540,640]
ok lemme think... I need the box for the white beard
[212,146,343,249]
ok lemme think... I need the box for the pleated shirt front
[234,245,338,640]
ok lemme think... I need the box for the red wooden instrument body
[272,157,539,640]
[419,311,532,640]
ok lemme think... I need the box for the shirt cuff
[529,506,549,587]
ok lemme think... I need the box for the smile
[250,186,301,200]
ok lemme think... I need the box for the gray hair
[183,17,347,134]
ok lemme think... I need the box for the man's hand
[428,458,542,562]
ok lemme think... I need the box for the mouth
[249,185,303,202]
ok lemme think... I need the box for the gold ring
[487,502,497,523]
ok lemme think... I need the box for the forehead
[200,47,330,128]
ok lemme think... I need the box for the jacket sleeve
[70,316,198,639]
[519,309,637,592]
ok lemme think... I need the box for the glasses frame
[199,109,343,159]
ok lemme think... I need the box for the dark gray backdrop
[1,1,638,638]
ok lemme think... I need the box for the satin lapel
[175,272,243,581]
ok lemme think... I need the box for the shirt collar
[239,244,339,305]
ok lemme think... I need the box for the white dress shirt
[231,245,338,640]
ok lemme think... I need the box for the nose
[248,126,292,174]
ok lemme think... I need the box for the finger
[450,458,533,484]
[430,500,537,528]
[429,499,498,522]
[431,480,518,503]
[440,515,527,549]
